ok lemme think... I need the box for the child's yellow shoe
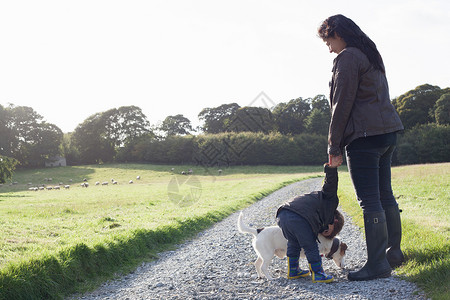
[309,261,333,283]
[287,257,310,279]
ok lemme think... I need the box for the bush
[96,127,450,166]
[397,124,450,164]
[187,132,326,166]
[141,136,195,164]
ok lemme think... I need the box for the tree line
[0,84,449,181]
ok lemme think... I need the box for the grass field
[0,164,322,299]
[338,162,450,300]
[0,162,448,299]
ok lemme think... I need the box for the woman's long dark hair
[318,14,385,73]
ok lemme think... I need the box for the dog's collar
[325,238,339,259]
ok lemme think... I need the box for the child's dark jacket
[276,165,339,236]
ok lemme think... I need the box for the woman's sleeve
[328,51,360,156]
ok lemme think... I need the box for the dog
[237,211,348,280]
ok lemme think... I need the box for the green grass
[338,162,450,300]
[0,164,322,299]
[1,163,448,299]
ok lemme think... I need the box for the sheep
[69,179,73,182]
[64,185,70,189]
[28,187,38,191]
[59,182,63,185]
[102,182,109,186]
[53,186,61,190]
[39,187,45,191]
[112,181,118,185]
[46,186,53,190]
[81,182,89,188]
[95,181,100,186]
[218,169,223,175]
[129,180,134,184]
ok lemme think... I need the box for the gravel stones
[71,178,427,300]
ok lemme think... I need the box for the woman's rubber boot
[308,261,333,283]
[348,211,392,281]
[385,204,405,268]
[287,257,310,279]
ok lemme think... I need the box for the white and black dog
[237,211,348,280]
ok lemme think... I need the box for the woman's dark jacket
[276,165,338,236]
[328,47,404,156]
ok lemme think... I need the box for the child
[276,164,344,283]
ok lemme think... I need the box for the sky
[1,0,449,133]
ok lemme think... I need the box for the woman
[317,14,405,281]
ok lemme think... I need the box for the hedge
[121,125,450,166]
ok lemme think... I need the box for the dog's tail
[237,211,258,236]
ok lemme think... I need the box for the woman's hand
[328,154,343,167]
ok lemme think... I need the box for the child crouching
[276,164,344,282]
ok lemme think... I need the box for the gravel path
[71,178,427,300]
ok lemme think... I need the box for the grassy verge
[0,164,322,299]
[337,162,450,300]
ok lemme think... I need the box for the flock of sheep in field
[79,175,142,189]
[0,167,224,192]
[0,176,143,192]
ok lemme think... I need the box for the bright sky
[1,0,449,133]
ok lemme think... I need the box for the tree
[226,107,275,133]
[26,122,63,167]
[305,109,330,135]
[71,113,115,164]
[160,114,194,136]
[272,97,311,134]
[0,104,15,157]
[71,106,152,164]
[434,93,450,125]
[0,155,18,183]
[0,104,63,167]
[198,103,241,133]
[102,105,151,147]
[310,94,330,113]
[304,95,331,135]
[392,84,449,129]
[5,105,43,161]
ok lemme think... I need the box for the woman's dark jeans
[345,132,399,213]
[277,209,321,263]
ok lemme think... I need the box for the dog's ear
[340,242,348,254]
